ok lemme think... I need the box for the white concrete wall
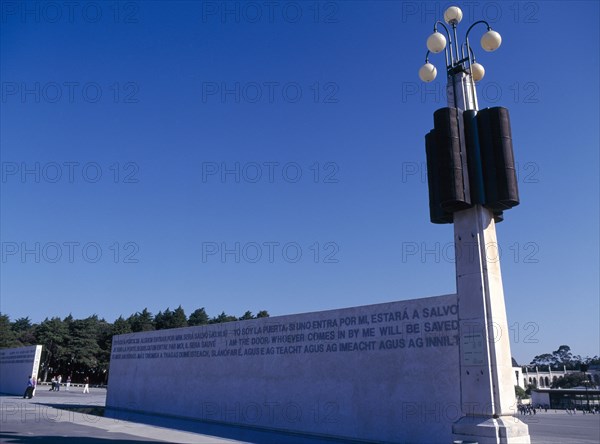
[0,345,42,395]
[523,369,567,388]
[107,294,461,443]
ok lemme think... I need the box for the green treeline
[0,306,269,384]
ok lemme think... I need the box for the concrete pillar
[447,72,530,444]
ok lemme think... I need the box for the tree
[128,308,155,332]
[12,317,32,332]
[16,328,36,346]
[112,316,132,336]
[95,317,114,383]
[35,317,69,381]
[256,310,270,318]
[515,385,529,399]
[529,345,590,370]
[551,372,591,389]
[0,314,20,348]
[530,353,556,367]
[525,383,536,395]
[586,356,600,366]
[66,316,103,380]
[209,311,238,324]
[188,308,209,326]
[154,309,171,330]
[172,306,187,328]
[239,311,254,321]
[155,306,188,330]
[552,345,574,368]
[12,316,36,346]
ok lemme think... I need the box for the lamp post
[581,364,590,412]
[419,6,530,444]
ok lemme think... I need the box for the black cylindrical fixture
[477,107,520,211]
[477,107,499,207]
[432,107,470,212]
[425,130,453,224]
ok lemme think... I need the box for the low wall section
[107,295,461,443]
[0,345,42,395]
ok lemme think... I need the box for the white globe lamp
[419,63,437,82]
[471,62,485,81]
[481,30,502,52]
[427,31,447,53]
[444,6,463,25]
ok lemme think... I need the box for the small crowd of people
[22,375,90,399]
[517,404,546,415]
[565,405,600,415]
[49,375,69,391]
[518,403,600,415]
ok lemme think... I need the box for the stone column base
[453,416,530,444]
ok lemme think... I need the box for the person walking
[83,376,90,394]
[66,375,71,391]
[22,376,34,399]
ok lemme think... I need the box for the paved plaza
[1,389,598,443]
[0,389,350,443]
[522,410,600,444]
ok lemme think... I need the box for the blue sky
[1,1,598,364]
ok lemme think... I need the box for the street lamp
[417,6,530,443]
[581,364,590,412]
